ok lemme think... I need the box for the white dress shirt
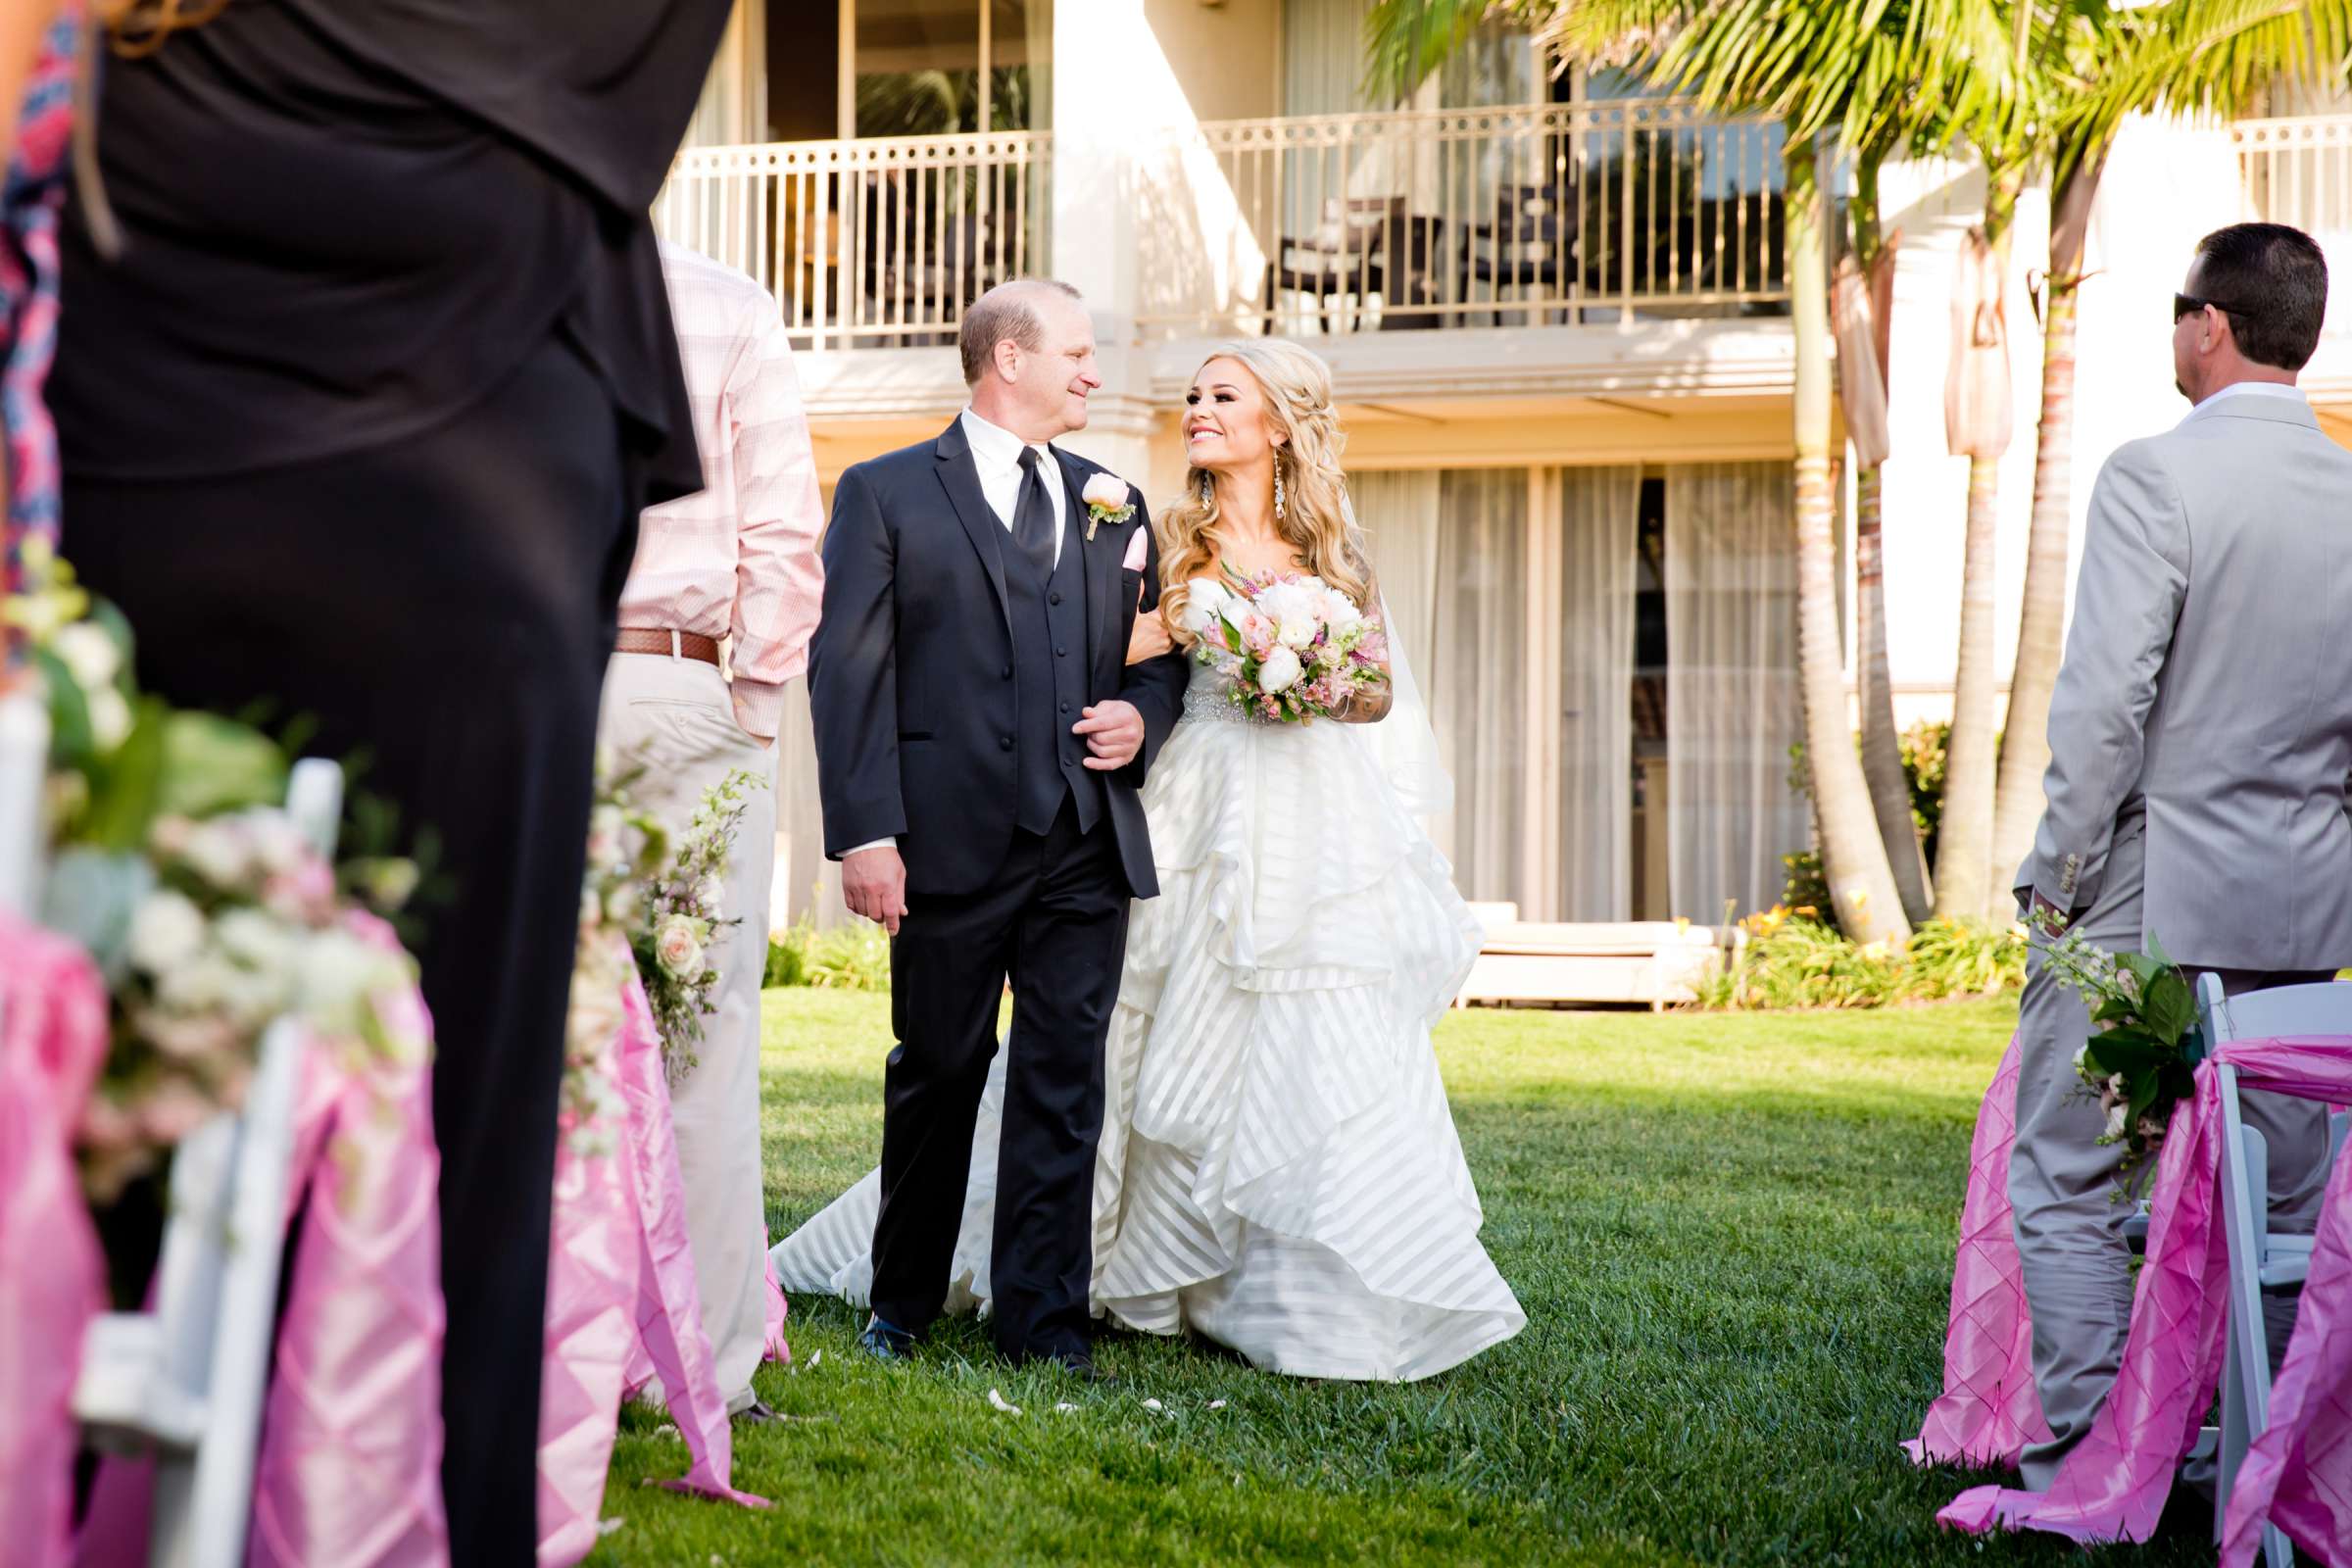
[959,405,1066,566]
[2184,379,2307,424]
[844,409,1068,859]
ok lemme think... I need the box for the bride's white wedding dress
[773,650,1526,1381]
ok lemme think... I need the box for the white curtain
[1664,463,1807,923]
[1350,469,1529,910]
[682,0,766,148]
[1283,0,1376,116]
[1559,466,1639,921]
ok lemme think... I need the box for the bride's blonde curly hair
[97,0,228,56]
[1157,340,1374,647]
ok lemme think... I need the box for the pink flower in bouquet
[1239,611,1275,658]
[263,857,337,925]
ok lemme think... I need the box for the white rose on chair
[655,914,706,980]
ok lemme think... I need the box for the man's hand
[2030,891,2072,937]
[843,845,908,935]
[1075,700,1146,770]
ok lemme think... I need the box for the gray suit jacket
[2017,391,2352,971]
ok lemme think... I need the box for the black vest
[1004,516,1103,837]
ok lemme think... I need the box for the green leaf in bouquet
[38,847,154,986]
[33,646,94,770]
[80,698,170,852]
[2126,1071,2163,1131]
[2091,994,2141,1026]
[2138,968,2196,1048]
[156,710,289,821]
[2085,1026,2166,1076]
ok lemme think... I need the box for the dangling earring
[1200,471,1213,507]
[1273,460,1286,521]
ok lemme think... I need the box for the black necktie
[1013,447,1056,577]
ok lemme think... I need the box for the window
[854,0,1051,137]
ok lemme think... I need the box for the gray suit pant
[2009,816,2331,1489]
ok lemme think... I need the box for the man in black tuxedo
[809,279,1189,1374]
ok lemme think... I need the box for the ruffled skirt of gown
[770,691,1526,1381]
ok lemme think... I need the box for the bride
[774,340,1524,1381]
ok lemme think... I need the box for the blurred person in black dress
[52,4,731,1560]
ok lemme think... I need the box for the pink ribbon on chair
[1919,1035,2352,1560]
[1901,1035,2052,1468]
[246,917,448,1567]
[76,915,450,1568]
[0,914,110,1568]
[536,946,766,1568]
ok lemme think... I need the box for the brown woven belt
[614,627,721,666]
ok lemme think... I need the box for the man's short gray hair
[958,278,1083,385]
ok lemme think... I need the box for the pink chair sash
[75,914,450,1568]
[0,914,110,1568]
[536,948,766,1568]
[1901,1035,2053,1468]
[1915,1034,2352,1562]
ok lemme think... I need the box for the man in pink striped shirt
[598,241,824,1419]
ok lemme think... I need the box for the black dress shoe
[858,1314,916,1363]
[1042,1351,1113,1385]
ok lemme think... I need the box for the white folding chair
[2194,970,2352,1568]
[73,758,343,1568]
[0,684,48,921]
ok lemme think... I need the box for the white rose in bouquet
[1256,645,1304,694]
[695,874,726,913]
[2103,1102,2130,1142]
[216,906,300,972]
[181,820,255,889]
[1320,586,1364,633]
[1176,578,1227,636]
[656,915,705,979]
[128,890,208,974]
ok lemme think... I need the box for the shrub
[763,917,890,992]
[1690,907,2024,1011]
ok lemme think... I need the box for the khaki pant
[598,651,780,1408]
[2009,811,2329,1488]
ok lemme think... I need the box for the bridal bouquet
[1177,567,1389,723]
[2033,914,2200,1188]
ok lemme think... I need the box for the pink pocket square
[1121,526,1150,571]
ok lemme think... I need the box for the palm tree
[1369,0,2008,946]
[1986,0,2352,897]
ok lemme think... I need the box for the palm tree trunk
[1855,462,1932,921]
[1933,169,2022,924]
[1790,136,1908,947]
[1848,155,1931,924]
[1991,151,2107,899]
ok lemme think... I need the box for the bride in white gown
[773,340,1524,1381]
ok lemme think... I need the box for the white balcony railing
[2232,115,2352,334]
[654,130,1051,350]
[1132,99,1789,340]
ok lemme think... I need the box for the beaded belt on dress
[1182,679,1250,725]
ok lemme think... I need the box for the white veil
[1341,493,1451,819]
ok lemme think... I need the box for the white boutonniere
[1080,471,1136,543]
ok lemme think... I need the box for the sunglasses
[2175,291,2254,321]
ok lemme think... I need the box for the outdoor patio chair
[1263,195,1409,336]
[73,757,344,1568]
[2193,970,2352,1568]
[1459,182,1577,327]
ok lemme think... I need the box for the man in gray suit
[2011,221,2352,1488]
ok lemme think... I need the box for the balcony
[2232,114,2352,335]
[1133,99,1789,341]
[653,129,1051,352]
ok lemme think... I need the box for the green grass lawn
[592,992,2210,1566]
